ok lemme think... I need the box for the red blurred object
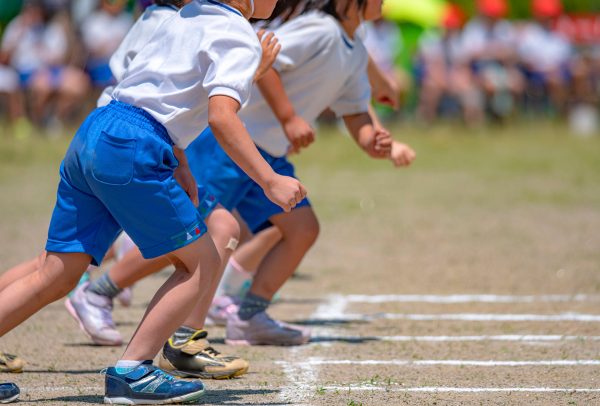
[554,14,600,44]
[477,0,508,18]
[443,3,465,29]
[532,0,563,19]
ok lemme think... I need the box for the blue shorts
[46,101,207,265]
[186,127,310,233]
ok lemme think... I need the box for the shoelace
[202,346,221,357]
[154,368,176,382]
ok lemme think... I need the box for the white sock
[115,360,144,373]
[217,257,254,297]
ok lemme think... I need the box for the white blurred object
[569,104,599,137]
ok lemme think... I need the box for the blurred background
[0,0,599,138]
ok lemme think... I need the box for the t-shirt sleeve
[202,29,261,107]
[272,16,336,72]
[330,53,371,117]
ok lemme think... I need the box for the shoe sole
[0,394,19,404]
[104,388,204,405]
[165,365,248,380]
[225,337,309,346]
[64,298,122,347]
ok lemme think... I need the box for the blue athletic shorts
[186,127,310,233]
[46,100,207,265]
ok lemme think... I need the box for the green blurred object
[0,0,22,26]
[383,0,446,27]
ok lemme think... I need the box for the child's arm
[367,104,416,167]
[343,112,392,159]
[367,55,400,110]
[254,30,281,82]
[208,95,307,212]
[256,67,315,154]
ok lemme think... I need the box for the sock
[171,326,203,346]
[115,360,145,374]
[217,257,254,298]
[238,292,270,321]
[87,273,122,298]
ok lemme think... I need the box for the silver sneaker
[65,282,122,346]
[225,311,309,346]
[206,295,240,326]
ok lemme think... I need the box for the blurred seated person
[0,48,28,137]
[81,0,133,90]
[363,18,407,110]
[416,4,483,125]
[519,0,572,113]
[1,0,89,127]
[462,0,524,119]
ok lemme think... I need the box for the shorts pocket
[92,131,137,185]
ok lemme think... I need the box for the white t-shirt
[1,17,68,73]
[461,18,516,61]
[241,11,371,157]
[97,5,178,107]
[112,0,261,149]
[518,23,572,72]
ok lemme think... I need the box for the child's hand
[264,174,307,212]
[254,30,281,82]
[364,127,392,159]
[283,115,315,154]
[390,140,416,167]
[372,77,400,110]
[174,164,200,207]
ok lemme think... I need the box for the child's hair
[262,0,367,26]
[154,0,186,8]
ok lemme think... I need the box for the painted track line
[345,294,599,304]
[329,312,600,322]
[313,334,600,342]
[322,386,600,393]
[301,359,600,367]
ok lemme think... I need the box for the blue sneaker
[104,361,205,404]
[0,383,19,404]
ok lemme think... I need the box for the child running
[0,0,305,404]
[193,0,415,345]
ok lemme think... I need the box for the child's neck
[220,0,252,18]
[340,14,361,39]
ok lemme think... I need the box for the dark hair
[261,0,367,26]
[154,0,186,8]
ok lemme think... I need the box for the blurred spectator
[416,4,483,125]
[81,0,133,90]
[363,19,408,108]
[0,49,28,137]
[462,0,524,120]
[519,0,572,114]
[1,0,89,126]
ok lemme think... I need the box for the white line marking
[345,294,598,304]
[328,312,600,322]
[314,334,600,342]
[302,359,600,367]
[322,386,600,393]
[278,352,319,405]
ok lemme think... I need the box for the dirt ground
[1,124,599,405]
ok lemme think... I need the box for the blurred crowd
[0,0,599,137]
[367,0,600,129]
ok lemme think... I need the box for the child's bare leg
[109,247,170,289]
[0,252,91,336]
[0,253,46,293]
[233,225,282,273]
[121,235,219,361]
[249,207,319,300]
[180,206,239,330]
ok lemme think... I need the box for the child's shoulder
[278,11,340,43]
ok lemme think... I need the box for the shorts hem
[138,222,208,260]
[45,239,102,266]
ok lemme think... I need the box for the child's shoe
[0,383,19,404]
[225,311,309,346]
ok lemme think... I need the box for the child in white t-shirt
[193,0,415,345]
[0,0,304,403]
